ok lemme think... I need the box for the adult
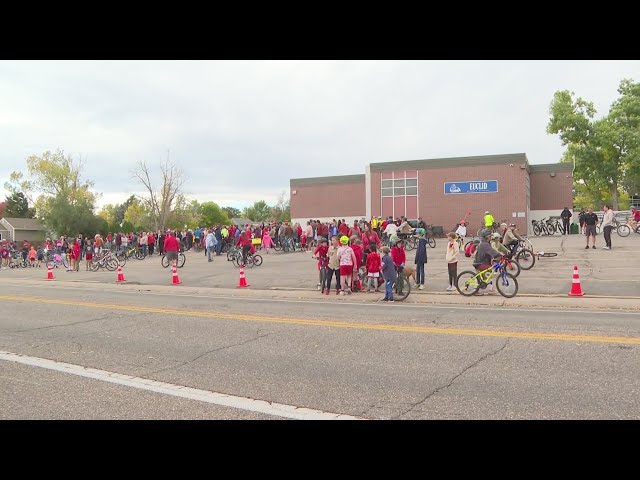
[583,208,598,249]
[578,208,586,234]
[361,223,381,251]
[163,230,180,264]
[348,220,361,238]
[417,217,427,230]
[115,232,122,254]
[215,226,223,255]
[601,205,614,250]
[205,229,217,262]
[384,219,399,239]
[157,231,165,256]
[483,211,495,229]
[147,231,155,256]
[560,207,572,235]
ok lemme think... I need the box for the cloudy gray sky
[1,60,638,210]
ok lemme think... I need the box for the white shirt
[384,223,398,236]
[601,210,614,227]
[455,225,467,237]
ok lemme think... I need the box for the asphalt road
[1,282,639,419]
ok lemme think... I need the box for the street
[1,278,639,419]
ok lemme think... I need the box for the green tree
[0,201,5,218]
[222,206,241,219]
[113,195,136,225]
[121,220,134,233]
[97,204,116,225]
[547,79,640,210]
[243,200,271,222]
[124,198,151,230]
[4,192,34,218]
[8,149,99,236]
[200,201,230,226]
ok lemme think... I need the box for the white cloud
[1,60,638,208]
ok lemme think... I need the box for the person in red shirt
[237,231,252,266]
[391,238,406,292]
[313,237,329,291]
[71,239,81,272]
[348,221,361,238]
[350,237,364,291]
[361,223,381,252]
[365,244,382,292]
[338,221,349,236]
[163,231,180,265]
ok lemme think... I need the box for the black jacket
[561,208,572,220]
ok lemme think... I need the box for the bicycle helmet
[478,228,491,238]
[491,232,501,239]
[339,235,349,245]
[415,228,425,237]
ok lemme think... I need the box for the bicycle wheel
[273,242,282,252]
[116,253,127,267]
[90,261,101,272]
[427,237,436,248]
[516,249,535,270]
[161,255,169,268]
[393,278,411,301]
[177,253,186,268]
[319,267,326,289]
[252,254,263,266]
[105,258,118,271]
[61,257,69,269]
[533,225,541,236]
[505,258,521,278]
[538,252,558,257]
[456,270,480,296]
[496,271,518,298]
[135,249,146,260]
[617,224,630,237]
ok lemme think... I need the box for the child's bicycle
[313,255,328,291]
[358,266,411,301]
[235,251,263,268]
[455,258,518,298]
[46,252,69,270]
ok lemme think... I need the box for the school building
[289,153,573,235]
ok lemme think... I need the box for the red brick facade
[529,169,573,210]
[290,175,365,220]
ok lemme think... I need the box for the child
[337,235,357,295]
[414,228,428,290]
[0,241,8,269]
[445,232,459,291]
[365,244,381,293]
[300,232,307,252]
[326,236,342,295]
[391,238,406,294]
[85,239,93,270]
[313,237,329,292]
[262,230,272,254]
[72,239,81,272]
[36,245,44,268]
[350,236,363,291]
[380,246,397,302]
[29,245,37,267]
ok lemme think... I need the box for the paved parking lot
[2,233,639,297]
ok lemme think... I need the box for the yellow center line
[1,294,639,345]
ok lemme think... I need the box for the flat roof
[529,163,573,173]
[290,174,365,187]
[369,153,529,171]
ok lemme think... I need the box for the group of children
[0,238,99,271]
[311,228,462,301]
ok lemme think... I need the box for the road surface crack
[393,338,510,419]
[10,314,114,333]
[141,331,280,378]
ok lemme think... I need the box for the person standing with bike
[560,207,572,235]
[163,230,180,265]
[601,205,614,250]
[237,231,252,266]
[380,246,397,303]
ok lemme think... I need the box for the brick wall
[530,171,573,210]
[291,181,366,219]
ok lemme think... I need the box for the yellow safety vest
[484,214,495,227]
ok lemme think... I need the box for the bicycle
[236,251,263,268]
[161,252,186,268]
[314,255,328,291]
[597,219,631,237]
[46,252,69,270]
[91,251,119,272]
[456,258,519,298]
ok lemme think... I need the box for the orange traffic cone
[568,265,584,297]
[171,261,182,285]
[46,264,55,281]
[237,265,250,288]
[116,264,126,283]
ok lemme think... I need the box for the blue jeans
[207,246,213,261]
[385,280,394,300]
[416,263,425,285]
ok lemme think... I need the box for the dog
[401,264,417,285]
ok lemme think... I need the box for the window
[381,180,393,188]
[381,188,393,197]
[394,179,406,187]
[406,179,417,187]
[406,187,417,195]
[394,187,405,196]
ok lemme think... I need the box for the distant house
[0,217,46,243]
[230,217,255,228]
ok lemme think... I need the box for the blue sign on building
[444,180,498,195]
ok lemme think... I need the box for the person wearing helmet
[503,223,524,257]
[391,236,407,293]
[414,228,428,290]
[337,235,357,294]
[473,228,502,295]
[484,211,495,229]
[455,221,467,238]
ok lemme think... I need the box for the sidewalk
[3,278,639,312]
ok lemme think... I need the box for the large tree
[200,201,230,226]
[547,79,640,210]
[243,200,271,222]
[132,155,186,231]
[124,197,151,230]
[3,192,34,218]
[7,149,98,236]
[270,191,290,222]
[222,206,241,219]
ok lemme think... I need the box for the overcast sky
[1,60,638,210]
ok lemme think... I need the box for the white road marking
[0,350,362,420]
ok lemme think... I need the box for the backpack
[464,242,476,258]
